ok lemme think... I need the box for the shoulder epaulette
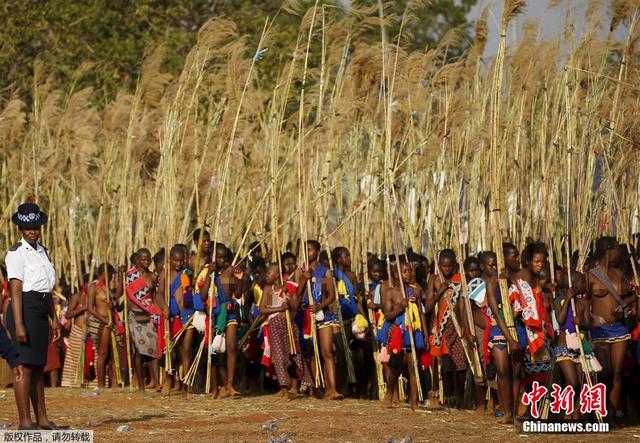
[9,243,22,252]
[40,244,51,260]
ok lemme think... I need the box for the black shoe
[17,424,38,430]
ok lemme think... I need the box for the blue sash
[170,270,204,320]
[214,274,227,316]
[213,273,237,322]
[375,287,425,350]
[310,264,329,305]
[169,273,181,317]
[369,281,382,305]
[334,268,359,320]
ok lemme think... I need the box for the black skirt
[6,291,51,367]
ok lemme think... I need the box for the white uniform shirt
[5,238,56,293]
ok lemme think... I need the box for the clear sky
[466,0,626,56]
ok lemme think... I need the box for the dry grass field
[0,388,638,442]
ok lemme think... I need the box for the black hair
[438,249,456,264]
[407,249,427,264]
[463,256,479,271]
[248,241,263,255]
[193,228,210,243]
[96,263,115,278]
[331,246,349,264]
[478,251,497,265]
[129,252,137,265]
[503,242,518,257]
[153,248,165,265]
[249,256,266,273]
[137,247,151,257]
[214,243,232,263]
[170,244,186,257]
[368,258,384,270]
[319,250,329,264]
[281,251,296,263]
[306,240,321,252]
[595,236,618,260]
[521,241,548,266]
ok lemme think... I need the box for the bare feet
[161,383,171,396]
[170,380,182,394]
[496,415,514,425]
[487,395,495,413]
[325,390,344,400]
[225,386,240,397]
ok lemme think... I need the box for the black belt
[23,291,50,299]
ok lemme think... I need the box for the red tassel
[84,339,95,379]
[170,317,182,338]
[302,308,312,338]
[482,311,491,365]
[420,351,432,369]
[389,325,403,353]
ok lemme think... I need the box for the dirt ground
[0,388,638,442]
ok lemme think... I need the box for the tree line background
[0,0,477,103]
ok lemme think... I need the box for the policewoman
[5,203,58,430]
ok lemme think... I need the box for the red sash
[125,268,162,326]
[509,279,545,357]
[430,273,462,356]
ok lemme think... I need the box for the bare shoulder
[609,267,624,279]
[483,275,497,285]
[220,266,234,282]
[513,269,529,282]
[389,286,402,300]
[324,269,334,279]
[262,283,273,300]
